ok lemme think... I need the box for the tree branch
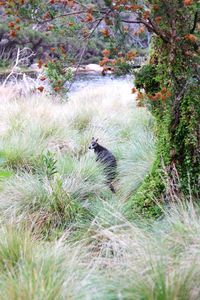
[38,10,86,24]
[2,48,35,87]
[190,11,198,34]
[121,18,169,43]
[66,15,106,92]
[2,48,21,87]
[147,18,170,43]
[121,18,153,31]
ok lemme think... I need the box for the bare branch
[2,48,35,87]
[66,15,106,92]
[2,48,21,87]
[38,4,109,24]
[38,10,86,24]
[121,18,153,31]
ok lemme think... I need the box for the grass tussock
[0,203,200,299]
[1,80,199,299]
[0,80,155,230]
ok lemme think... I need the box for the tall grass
[0,80,154,230]
[0,203,200,299]
[2,80,199,299]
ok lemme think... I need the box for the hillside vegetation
[0,81,200,299]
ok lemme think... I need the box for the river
[68,73,133,94]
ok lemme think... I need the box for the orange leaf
[37,59,43,68]
[100,28,110,38]
[47,25,54,30]
[143,11,150,20]
[166,92,172,97]
[126,50,137,60]
[131,87,137,94]
[161,87,167,93]
[60,46,66,54]
[43,12,51,20]
[9,30,16,38]
[131,5,142,10]
[153,4,159,11]
[99,57,109,67]
[102,49,110,57]
[8,21,15,28]
[183,0,193,5]
[84,13,93,23]
[37,86,44,92]
[184,34,197,43]
[87,7,93,14]
[54,86,61,92]
[155,16,162,24]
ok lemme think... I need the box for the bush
[134,64,160,94]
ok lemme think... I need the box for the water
[0,69,133,95]
[68,73,133,94]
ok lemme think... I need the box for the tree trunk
[129,1,200,217]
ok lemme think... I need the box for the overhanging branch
[121,18,169,43]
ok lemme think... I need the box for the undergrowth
[0,82,199,299]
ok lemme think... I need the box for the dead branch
[2,47,35,87]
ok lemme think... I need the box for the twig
[38,10,85,24]
[2,48,20,87]
[66,12,111,92]
[2,48,35,87]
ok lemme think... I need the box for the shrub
[134,64,160,94]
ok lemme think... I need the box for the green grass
[0,82,199,299]
[0,81,154,232]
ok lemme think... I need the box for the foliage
[41,150,58,179]
[134,64,160,94]
[0,0,151,93]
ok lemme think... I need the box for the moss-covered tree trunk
[132,0,200,216]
